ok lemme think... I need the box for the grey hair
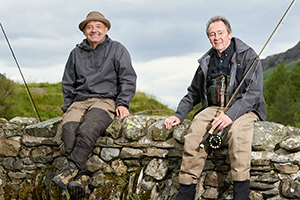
[206,16,232,37]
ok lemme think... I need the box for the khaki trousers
[179,106,258,185]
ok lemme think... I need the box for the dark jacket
[174,37,267,122]
[61,35,137,112]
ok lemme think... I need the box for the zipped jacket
[174,37,267,122]
[61,35,137,112]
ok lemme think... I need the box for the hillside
[0,77,182,121]
[261,41,300,71]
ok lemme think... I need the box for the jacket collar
[77,35,111,51]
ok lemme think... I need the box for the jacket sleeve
[174,67,202,122]
[114,44,137,108]
[61,51,76,113]
[225,49,264,121]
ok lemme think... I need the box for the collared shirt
[208,40,235,80]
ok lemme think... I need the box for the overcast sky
[0,0,299,109]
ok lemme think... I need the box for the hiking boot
[67,174,91,197]
[51,162,78,190]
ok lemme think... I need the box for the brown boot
[67,174,91,197]
[51,162,78,190]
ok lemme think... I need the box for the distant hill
[261,41,300,71]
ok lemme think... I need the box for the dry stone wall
[0,115,299,200]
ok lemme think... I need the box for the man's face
[83,21,108,47]
[207,20,232,56]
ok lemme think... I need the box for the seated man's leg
[67,98,115,196]
[62,101,87,156]
[178,106,221,200]
[68,98,115,172]
[52,101,88,189]
[227,112,258,200]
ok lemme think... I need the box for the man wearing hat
[51,11,137,197]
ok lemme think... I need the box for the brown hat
[79,11,111,31]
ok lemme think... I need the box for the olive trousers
[179,106,258,185]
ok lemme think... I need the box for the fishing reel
[208,134,222,149]
[196,129,224,151]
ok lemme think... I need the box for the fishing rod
[0,22,42,122]
[197,0,295,151]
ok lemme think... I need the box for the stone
[3,117,37,137]
[123,115,148,141]
[274,163,299,174]
[8,171,27,179]
[0,116,299,200]
[119,147,143,159]
[144,147,168,158]
[261,188,280,198]
[202,187,219,199]
[204,171,226,187]
[31,146,53,163]
[0,137,21,157]
[250,181,276,190]
[2,157,15,170]
[253,121,286,151]
[25,117,62,137]
[149,120,173,141]
[22,134,62,147]
[123,159,140,167]
[100,148,120,161]
[249,191,264,200]
[279,178,300,198]
[111,159,127,176]
[106,117,123,139]
[279,135,300,152]
[145,158,168,181]
[172,120,191,143]
[52,156,68,171]
[90,171,106,188]
[255,174,279,183]
[86,155,107,173]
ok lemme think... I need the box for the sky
[0,0,299,109]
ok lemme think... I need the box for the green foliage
[264,60,300,127]
[0,75,17,119]
[96,174,128,199]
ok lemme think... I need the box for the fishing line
[0,22,42,122]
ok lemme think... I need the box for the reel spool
[209,135,222,149]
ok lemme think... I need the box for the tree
[264,60,290,105]
[270,82,294,125]
[289,63,300,101]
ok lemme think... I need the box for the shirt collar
[213,39,234,58]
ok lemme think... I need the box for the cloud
[133,52,203,108]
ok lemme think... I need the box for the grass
[0,77,181,121]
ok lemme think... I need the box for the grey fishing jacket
[174,37,267,122]
[61,35,137,112]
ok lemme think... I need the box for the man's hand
[164,116,181,130]
[62,113,66,123]
[212,114,232,130]
[116,106,130,119]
